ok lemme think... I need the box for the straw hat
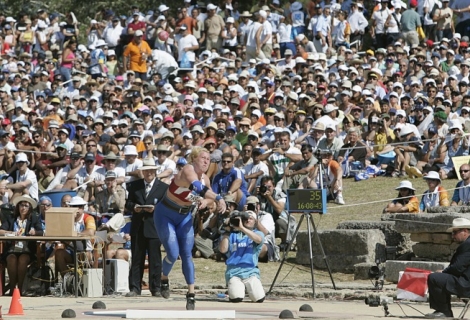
[154,144,171,154]
[140,157,159,170]
[446,218,470,232]
[12,195,37,209]
[239,118,251,126]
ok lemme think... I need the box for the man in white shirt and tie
[125,157,169,297]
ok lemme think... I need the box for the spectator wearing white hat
[383,180,419,213]
[334,10,350,48]
[290,1,306,37]
[245,11,266,61]
[89,39,108,79]
[419,171,449,212]
[117,145,143,183]
[312,5,331,53]
[222,17,238,51]
[258,10,273,59]
[348,2,368,46]
[151,47,178,80]
[176,24,199,68]
[438,120,469,180]
[277,16,296,58]
[205,3,225,51]
[238,11,253,45]
[123,30,152,80]
[103,16,124,49]
[440,48,455,72]
[86,19,101,48]
[6,152,38,201]
[392,124,423,178]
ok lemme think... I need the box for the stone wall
[336,220,412,256]
[296,229,386,273]
[383,212,469,261]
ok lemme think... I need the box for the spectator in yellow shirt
[123,30,151,81]
[384,181,420,213]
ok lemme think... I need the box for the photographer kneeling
[257,176,294,248]
[219,211,265,303]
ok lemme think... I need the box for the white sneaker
[335,195,345,205]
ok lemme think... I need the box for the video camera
[365,296,391,317]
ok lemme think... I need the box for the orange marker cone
[7,286,24,315]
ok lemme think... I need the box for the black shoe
[425,311,451,319]
[151,289,162,297]
[161,281,170,299]
[186,293,195,310]
[125,290,139,297]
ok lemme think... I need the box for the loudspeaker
[82,268,103,297]
[105,259,129,293]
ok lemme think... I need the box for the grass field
[172,175,460,291]
[313,175,458,229]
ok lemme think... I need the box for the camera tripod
[268,154,336,298]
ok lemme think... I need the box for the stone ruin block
[385,260,449,283]
[382,213,470,233]
[337,220,412,255]
[296,229,386,273]
[412,242,459,261]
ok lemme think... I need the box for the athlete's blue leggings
[154,198,195,285]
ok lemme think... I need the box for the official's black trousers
[427,272,455,317]
[129,229,162,295]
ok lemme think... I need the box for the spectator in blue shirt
[212,153,249,211]
[219,210,265,303]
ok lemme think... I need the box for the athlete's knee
[164,252,178,264]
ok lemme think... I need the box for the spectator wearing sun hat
[6,152,39,201]
[205,3,225,51]
[419,171,450,212]
[123,30,152,80]
[384,180,420,213]
[235,117,252,146]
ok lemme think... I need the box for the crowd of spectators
[0,0,469,297]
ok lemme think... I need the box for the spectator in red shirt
[175,7,196,34]
[127,12,146,41]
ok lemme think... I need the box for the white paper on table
[112,233,126,244]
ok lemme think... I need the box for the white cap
[15,152,29,164]
[135,30,144,37]
[123,145,138,156]
[396,110,406,117]
[251,110,261,118]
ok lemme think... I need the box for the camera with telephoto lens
[247,203,256,211]
[220,210,250,233]
[259,185,268,195]
[314,148,322,159]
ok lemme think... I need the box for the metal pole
[306,213,315,298]
[310,214,337,290]
[267,214,305,295]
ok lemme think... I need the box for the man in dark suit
[426,218,470,318]
[125,157,168,297]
